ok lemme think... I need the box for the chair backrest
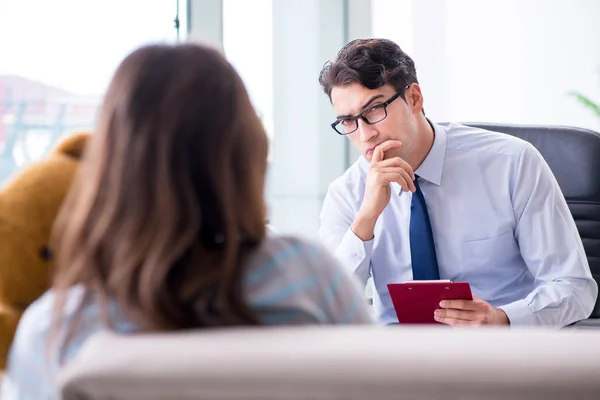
[57,326,600,400]
[465,123,600,318]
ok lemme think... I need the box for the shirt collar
[415,119,446,187]
[357,119,447,194]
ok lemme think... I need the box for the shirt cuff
[334,228,374,283]
[498,299,535,326]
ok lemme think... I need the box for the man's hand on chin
[434,295,510,326]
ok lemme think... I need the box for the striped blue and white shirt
[1,236,374,399]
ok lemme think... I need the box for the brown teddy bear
[0,132,90,371]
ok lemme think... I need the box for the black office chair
[464,123,600,326]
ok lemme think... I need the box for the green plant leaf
[569,91,600,119]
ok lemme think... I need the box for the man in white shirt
[317,38,598,327]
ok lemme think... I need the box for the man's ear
[407,83,424,115]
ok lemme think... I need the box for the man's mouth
[365,145,377,157]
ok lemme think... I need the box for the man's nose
[357,119,377,142]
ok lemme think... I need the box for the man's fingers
[398,169,416,192]
[378,156,409,168]
[435,316,483,327]
[371,140,402,163]
[377,157,415,180]
[440,299,481,311]
[434,311,482,326]
[377,168,416,192]
[435,308,477,321]
[436,297,502,326]
[374,172,412,192]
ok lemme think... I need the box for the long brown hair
[51,43,268,332]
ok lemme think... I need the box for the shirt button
[352,253,362,260]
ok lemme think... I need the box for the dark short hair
[319,38,419,100]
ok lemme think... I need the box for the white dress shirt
[319,121,598,326]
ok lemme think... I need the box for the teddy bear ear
[52,132,92,160]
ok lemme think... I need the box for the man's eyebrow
[335,94,385,119]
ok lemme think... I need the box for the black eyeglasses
[331,85,410,135]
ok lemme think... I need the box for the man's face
[330,83,418,163]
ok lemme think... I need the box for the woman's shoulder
[242,234,375,325]
[242,235,339,285]
[18,286,86,335]
[248,235,329,267]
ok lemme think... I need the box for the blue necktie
[410,176,440,280]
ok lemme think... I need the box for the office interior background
[1,0,599,239]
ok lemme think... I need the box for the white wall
[372,0,600,131]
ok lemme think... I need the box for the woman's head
[52,43,268,330]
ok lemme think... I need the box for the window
[222,0,274,152]
[0,0,185,185]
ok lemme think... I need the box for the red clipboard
[387,281,473,324]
